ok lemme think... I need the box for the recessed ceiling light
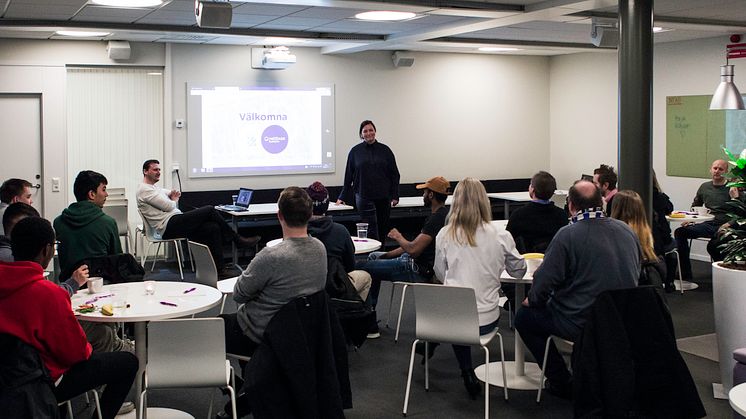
[354,11,417,21]
[147,72,162,76]
[91,0,164,7]
[55,30,111,37]
[262,37,308,45]
[478,47,521,52]
[653,26,672,33]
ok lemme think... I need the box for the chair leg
[142,242,152,266]
[173,241,184,280]
[484,346,490,419]
[64,400,73,419]
[139,389,148,419]
[402,339,419,417]
[674,249,684,295]
[151,243,162,272]
[91,390,102,419]
[227,385,237,419]
[395,284,409,343]
[424,341,430,391]
[497,332,508,401]
[220,295,227,315]
[386,282,397,328]
[536,336,553,403]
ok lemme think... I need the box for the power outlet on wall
[172,162,180,172]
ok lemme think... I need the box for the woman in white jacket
[434,177,526,399]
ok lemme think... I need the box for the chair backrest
[413,283,481,346]
[137,209,161,240]
[188,241,218,288]
[146,318,227,388]
[106,187,126,198]
[103,201,129,236]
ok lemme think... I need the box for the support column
[618,0,654,222]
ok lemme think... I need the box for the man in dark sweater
[506,171,568,254]
[514,180,640,398]
[307,181,372,300]
[674,159,742,281]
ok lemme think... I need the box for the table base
[474,361,542,390]
[676,280,699,291]
[713,382,728,399]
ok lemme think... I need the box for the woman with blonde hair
[611,190,666,288]
[434,177,526,399]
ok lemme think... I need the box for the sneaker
[236,235,261,249]
[366,323,380,339]
[117,401,135,415]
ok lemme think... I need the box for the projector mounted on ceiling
[194,0,232,29]
[251,47,297,70]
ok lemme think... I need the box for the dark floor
[74,258,730,418]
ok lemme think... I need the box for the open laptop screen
[236,188,253,208]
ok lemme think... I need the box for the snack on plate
[101,304,114,316]
[669,213,686,218]
[76,304,96,313]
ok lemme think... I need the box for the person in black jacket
[337,120,400,241]
[652,172,677,292]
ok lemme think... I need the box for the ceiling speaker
[590,19,618,47]
[106,41,131,60]
[392,51,415,68]
[195,0,232,29]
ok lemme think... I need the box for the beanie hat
[307,182,329,215]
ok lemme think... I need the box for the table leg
[231,216,240,270]
[514,283,525,375]
[134,321,147,419]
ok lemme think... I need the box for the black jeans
[514,306,573,387]
[163,206,238,267]
[54,351,138,419]
[452,319,500,370]
[220,313,260,364]
[355,195,392,242]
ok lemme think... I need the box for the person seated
[0,178,33,236]
[593,164,618,216]
[1,202,88,297]
[674,159,743,282]
[651,171,677,292]
[218,187,327,418]
[434,177,526,399]
[611,190,667,290]
[514,180,640,399]
[0,216,137,419]
[136,159,259,278]
[357,176,451,338]
[307,181,372,301]
[506,170,568,254]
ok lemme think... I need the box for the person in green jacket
[54,170,122,273]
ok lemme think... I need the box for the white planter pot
[712,262,746,391]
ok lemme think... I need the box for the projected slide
[187,83,335,178]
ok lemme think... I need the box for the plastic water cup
[144,280,156,296]
[86,277,103,294]
[356,223,369,239]
[231,194,238,205]
[111,286,128,308]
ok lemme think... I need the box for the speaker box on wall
[107,41,131,60]
[195,0,232,29]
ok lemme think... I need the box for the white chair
[102,200,132,254]
[664,248,685,295]
[58,390,101,419]
[536,335,574,403]
[403,283,508,419]
[138,210,189,280]
[139,318,237,419]
[386,281,410,343]
[188,240,239,315]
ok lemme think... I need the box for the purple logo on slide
[261,125,289,154]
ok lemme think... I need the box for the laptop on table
[219,188,253,212]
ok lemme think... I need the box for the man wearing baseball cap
[358,176,450,338]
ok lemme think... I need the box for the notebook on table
[218,188,253,212]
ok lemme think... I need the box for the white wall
[169,45,551,191]
[0,39,164,219]
[548,35,733,259]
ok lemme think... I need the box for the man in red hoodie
[0,216,137,419]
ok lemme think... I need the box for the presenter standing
[337,120,400,241]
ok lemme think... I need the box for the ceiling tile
[232,3,307,17]
[288,6,361,20]
[73,5,152,23]
[260,16,335,28]
[4,3,79,19]
[0,29,55,38]
[135,10,195,25]
[231,14,275,26]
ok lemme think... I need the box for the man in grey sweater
[222,186,327,357]
[514,180,640,398]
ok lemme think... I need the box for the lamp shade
[710,64,746,110]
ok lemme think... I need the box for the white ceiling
[0,0,744,55]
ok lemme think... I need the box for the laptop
[219,188,253,212]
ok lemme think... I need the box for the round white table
[267,236,381,254]
[730,382,746,416]
[474,271,542,390]
[666,212,715,291]
[72,282,221,419]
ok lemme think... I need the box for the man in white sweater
[136,159,259,278]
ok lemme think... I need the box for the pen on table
[160,301,178,307]
[183,287,196,294]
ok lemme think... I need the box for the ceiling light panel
[355,11,417,21]
[91,0,163,7]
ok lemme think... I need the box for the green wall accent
[666,95,725,179]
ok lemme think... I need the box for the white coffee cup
[525,258,543,275]
[87,277,104,294]
[692,206,710,216]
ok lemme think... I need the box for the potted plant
[711,147,746,396]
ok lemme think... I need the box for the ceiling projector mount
[195,0,232,29]
[251,46,297,70]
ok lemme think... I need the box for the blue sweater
[338,140,400,202]
[528,216,641,339]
